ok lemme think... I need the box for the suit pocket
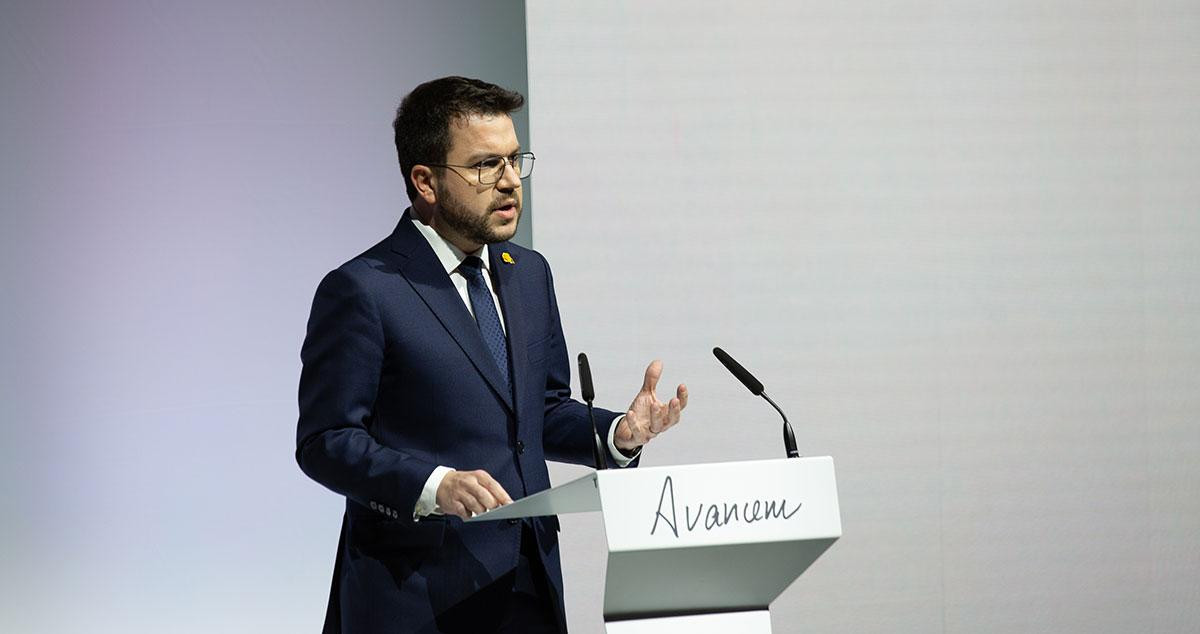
[349,514,446,558]
[525,334,552,365]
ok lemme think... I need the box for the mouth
[492,200,519,219]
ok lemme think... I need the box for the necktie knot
[459,255,485,279]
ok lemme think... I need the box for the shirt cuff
[607,415,640,467]
[413,465,454,519]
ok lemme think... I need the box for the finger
[450,500,469,520]
[477,471,513,505]
[676,384,688,410]
[467,481,498,510]
[667,397,682,426]
[460,494,486,517]
[466,471,500,507]
[641,360,663,394]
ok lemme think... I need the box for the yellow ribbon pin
[502,252,515,265]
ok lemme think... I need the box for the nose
[496,159,521,190]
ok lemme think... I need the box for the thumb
[641,359,663,393]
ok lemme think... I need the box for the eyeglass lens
[481,154,533,183]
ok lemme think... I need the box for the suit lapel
[390,215,514,412]
[490,244,527,421]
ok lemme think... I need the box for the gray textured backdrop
[526,1,1199,633]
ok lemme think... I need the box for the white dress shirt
[409,214,636,519]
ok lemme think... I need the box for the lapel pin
[501,252,515,265]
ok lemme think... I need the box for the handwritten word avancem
[650,475,801,538]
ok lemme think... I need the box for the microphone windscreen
[713,347,764,396]
[577,352,595,402]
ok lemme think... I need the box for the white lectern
[468,457,841,633]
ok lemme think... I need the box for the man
[296,76,687,634]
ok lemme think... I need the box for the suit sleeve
[295,267,437,515]
[537,255,637,469]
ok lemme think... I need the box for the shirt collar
[410,212,492,276]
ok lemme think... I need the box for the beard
[435,183,521,246]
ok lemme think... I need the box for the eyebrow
[464,147,522,164]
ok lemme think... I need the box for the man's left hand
[614,360,687,452]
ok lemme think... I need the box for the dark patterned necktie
[458,255,510,390]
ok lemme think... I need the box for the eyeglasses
[426,152,536,185]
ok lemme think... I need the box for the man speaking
[296,76,687,634]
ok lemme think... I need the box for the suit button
[370,501,378,511]
[516,440,525,455]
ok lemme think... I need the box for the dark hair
[392,76,525,201]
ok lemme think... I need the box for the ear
[410,165,438,205]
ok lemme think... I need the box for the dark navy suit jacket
[297,212,625,633]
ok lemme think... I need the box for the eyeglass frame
[424,151,536,185]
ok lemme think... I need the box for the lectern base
[605,610,772,634]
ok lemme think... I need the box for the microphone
[712,347,800,458]
[577,353,607,470]
[712,346,763,395]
